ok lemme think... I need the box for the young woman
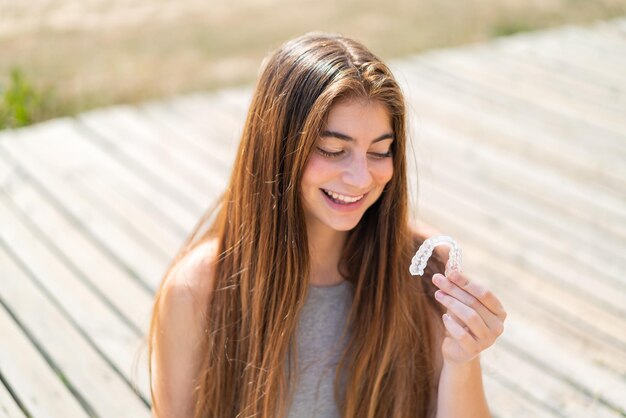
[148,31,506,418]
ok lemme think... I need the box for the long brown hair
[148,31,446,418]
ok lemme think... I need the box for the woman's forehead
[323,99,393,138]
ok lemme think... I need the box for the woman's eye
[316,147,344,158]
[369,150,393,159]
[316,147,392,159]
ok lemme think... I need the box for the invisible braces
[409,235,463,277]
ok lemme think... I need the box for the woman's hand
[432,271,507,366]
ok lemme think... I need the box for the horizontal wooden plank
[397,59,626,166]
[396,51,626,159]
[0,244,150,417]
[399,78,626,210]
[423,162,626,320]
[133,102,238,168]
[46,117,197,233]
[415,123,626,296]
[14,120,185,260]
[421,51,626,136]
[495,30,626,91]
[78,108,225,206]
[397,69,626,246]
[407,106,626,241]
[174,95,244,130]
[419,179,626,343]
[75,112,207,214]
[168,93,247,145]
[0,156,154,333]
[480,37,626,109]
[482,371,561,418]
[0,296,88,418]
[94,106,231,188]
[0,381,26,418]
[418,125,626,290]
[0,191,151,403]
[482,345,621,418]
[0,129,169,291]
[500,40,626,93]
[550,26,626,63]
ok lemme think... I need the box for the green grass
[0,68,51,129]
[491,20,536,37]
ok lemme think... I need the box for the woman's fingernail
[435,290,444,300]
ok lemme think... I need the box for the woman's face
[301,98,395,234]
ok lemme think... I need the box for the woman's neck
[307,223,348,287]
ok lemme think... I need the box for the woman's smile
[320,188,369,211]
[321,188,366,203]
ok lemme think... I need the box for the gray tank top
[287,280,354,418]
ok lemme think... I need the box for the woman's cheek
[302,154,329,185]
[375,158,394,183]
[314,153,338,171]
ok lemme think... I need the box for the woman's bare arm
[436,357,490,418]
[431,271,506,418]
[150,240,217,418]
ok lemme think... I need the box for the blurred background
[2,0,626,129]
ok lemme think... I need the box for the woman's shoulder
[160,238,219,310]
[151,239,218,417]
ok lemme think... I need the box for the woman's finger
[442,313,479,354]
[435,290,490,341]
[447,271,507,320]
[433,274,504,334]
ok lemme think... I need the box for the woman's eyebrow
[320,130,394,143]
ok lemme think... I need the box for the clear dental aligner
[409,235,463,277]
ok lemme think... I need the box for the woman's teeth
[322,189,364,204]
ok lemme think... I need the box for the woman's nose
[342,155,372,190]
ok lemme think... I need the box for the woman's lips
[320,188,368,211]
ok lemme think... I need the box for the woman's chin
[327,218,362,232]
